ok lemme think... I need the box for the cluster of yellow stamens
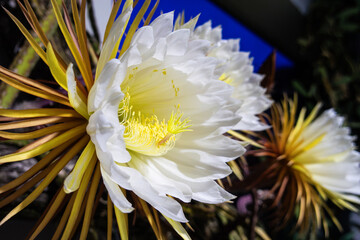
[118,90,191,156]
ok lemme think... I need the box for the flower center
[118,90,191,156]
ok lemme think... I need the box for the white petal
[125,45,142,67]
[101,167,134,213]
[154,150,233,182]
[88,59,124,113]
[193,21,222,43]
[87,59,131,166]
[130,26,154,52]
[134,152,236,204]
[152,38,167,61]
[312,175,360,195]
[192,21,272,132]
[191,180,236,204]
[87,108,131,167]
[295,109,358,164]
[106,162,188,222]
[176,134,245,161]
[306,161,360,195]
[166,29,190,56]
[150,12,174,40]
[130,153,193,202]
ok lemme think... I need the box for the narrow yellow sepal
[179,14,200,31]
[286,107,306,150]
[163,215,191,240]
[303,103,322,128]
[71,0,93,88]
[107,195,113,240]
[47,43,68,90]
[138,199,160,239]
[228,130,264,149]
[4,7,47,64]
[0,108,81,118]
[255,226,271,240]
[63,141,96,193]
[0,124,86,164]
[0,117,64,131]
[23,0,49,46]
[0,72,71,107]
[302,133,326,151]
[144,0,160,26]
[0,65,69,100]
[61,154,97,240]
[0,121,83,140]
[52,193,77,240]
[119,0,150,56]
[50,0,92,91]
[114,204,129,240]
[0,136,80,194]
[28,190,66,240]
[228,160,243,180]
[79,164,102,240]
[0,135,89,226]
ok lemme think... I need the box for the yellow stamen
[158,133,173,146]
[219,73,234,85]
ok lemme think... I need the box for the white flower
[86,12,245,222]
[288,108,360,204]
[255,99,360,233]
[191,21,272,131]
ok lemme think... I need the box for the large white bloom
[191,21,272,131]
[86,12,245,222]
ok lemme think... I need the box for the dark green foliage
[294,0,360,143]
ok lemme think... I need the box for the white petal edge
[107,162,188,222]
[101,166,134,213]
